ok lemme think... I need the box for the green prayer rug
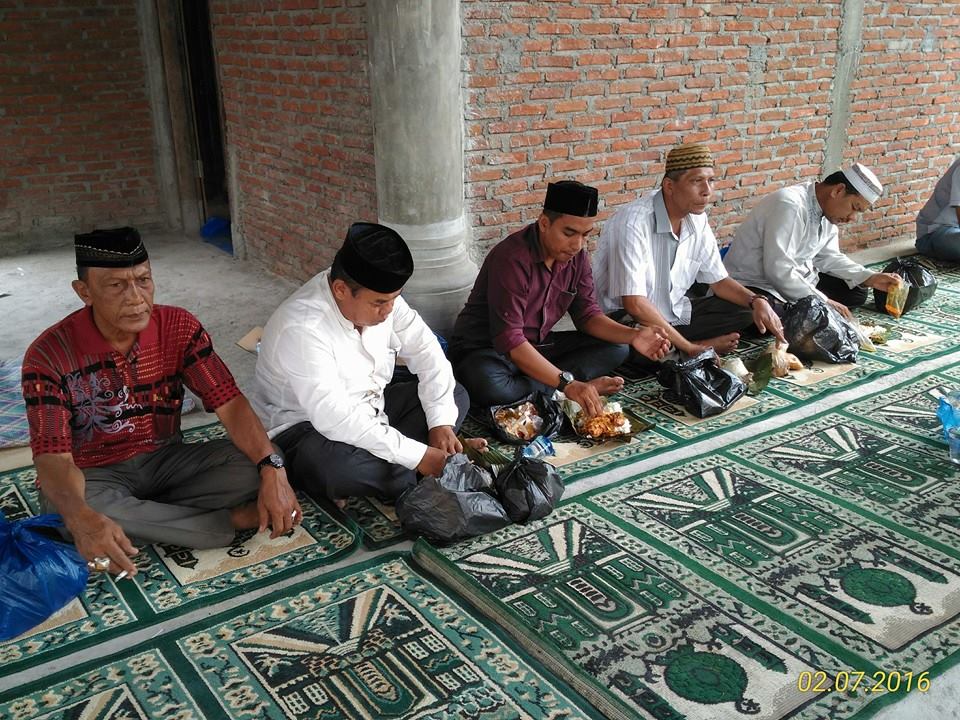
[0,555,595,720]
[413,505,863,720]
[726,410,960,558]
[0,444,360,676]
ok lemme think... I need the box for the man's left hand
[428,426,462,455]
[865,272,902,292]
[257,467,302,539]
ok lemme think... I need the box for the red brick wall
[210,0,375,281]
[0,1,165,249]
[461,0,959,255]
[844,0,960,248]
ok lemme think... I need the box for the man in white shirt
[251,223,468,505]
[723,164,901,318]
[916,155,960,262]
[594,143,783,357]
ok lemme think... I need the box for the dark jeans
[274,381,470,503]
[452,331,629,407]
[748,273,868,317]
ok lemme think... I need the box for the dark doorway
[178,0,229,228]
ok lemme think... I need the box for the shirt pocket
[672,258,702,293]
[543,287,577,333]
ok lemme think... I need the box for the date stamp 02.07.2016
[798,670,931,694]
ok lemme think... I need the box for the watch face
[269,453,284,467]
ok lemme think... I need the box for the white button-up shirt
[917,156,960,238]
[593,189,728,325]
[723,181,873,302]
[251,269,460,470]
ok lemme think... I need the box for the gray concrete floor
[1,232,957,718]
[0,232,298,441]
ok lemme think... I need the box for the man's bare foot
[699,332,740,355]
[463,437,489,452]
[587,375,625,396]
[334,498,347,509]
[229,502,260,530]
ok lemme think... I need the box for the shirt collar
[74,305,159,355]
[806,181,824,226]
[320,270,357,333]
[524,223,549,267]
[653,190,677,238]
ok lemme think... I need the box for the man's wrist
[748,294,767,309]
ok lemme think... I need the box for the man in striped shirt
[594,144,783,358]
[22,228,301,577]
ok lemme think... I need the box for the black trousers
[273,381,470,503]
[748,274,869,317]
[673,296,755,341]
[452,331,629,408]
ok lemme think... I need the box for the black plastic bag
[395,454,510,544]
[488,392,564,445]
[873,257,937,317]
[494,452,565,523]
[1,512,89,642]
[782,295,859,363]
[657,348,747,418]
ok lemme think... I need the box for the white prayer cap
[842,162,883,205]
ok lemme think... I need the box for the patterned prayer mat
[0,357,28,449]
[0,425,360,676]
[0,555,595,720]
[413,506,859,720]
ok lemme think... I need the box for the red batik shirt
[22,305,241,468]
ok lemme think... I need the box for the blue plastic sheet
[938,391,960,441]
[0,511,88,641]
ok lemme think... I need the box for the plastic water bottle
[522,435,555,459]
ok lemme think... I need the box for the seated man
[448,180,670,418]
[251,223,469,505]
[916,155,960,262]
[24,228,300,579]
[594,143,784,358]
[723,163,901,318]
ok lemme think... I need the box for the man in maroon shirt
[449,181,671,417]
[22,228,301,578]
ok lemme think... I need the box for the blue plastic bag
[938,391,960,441]
[0,511,89,641]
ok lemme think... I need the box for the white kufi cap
[842,162,883,205]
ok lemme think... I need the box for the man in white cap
[723,164,902,318]
[916,155,960,262]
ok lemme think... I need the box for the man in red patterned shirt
[22,228,301,578]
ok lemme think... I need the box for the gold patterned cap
[665,143,714,173]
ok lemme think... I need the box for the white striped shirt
[593,189,727,325]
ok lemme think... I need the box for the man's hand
[564,380,605,418]
[750,296,785,343]
[65,506,138,577]
[417,446,448,478]
[256,467,302,539]
[826,297,853,320]
[427,426,462,455]
[630,325,671,361]
[865,272,903,292]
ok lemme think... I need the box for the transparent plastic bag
[884,279,911,319]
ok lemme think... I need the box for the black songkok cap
[75,227,149,268]
[543,180,599,218]
[336,222,414,293]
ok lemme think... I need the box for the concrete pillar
[366,0,478,335]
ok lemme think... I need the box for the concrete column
[823,0,865,174]
[366,0,478,335]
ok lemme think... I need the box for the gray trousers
[274,381,470,503]
[42,438,261,549]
